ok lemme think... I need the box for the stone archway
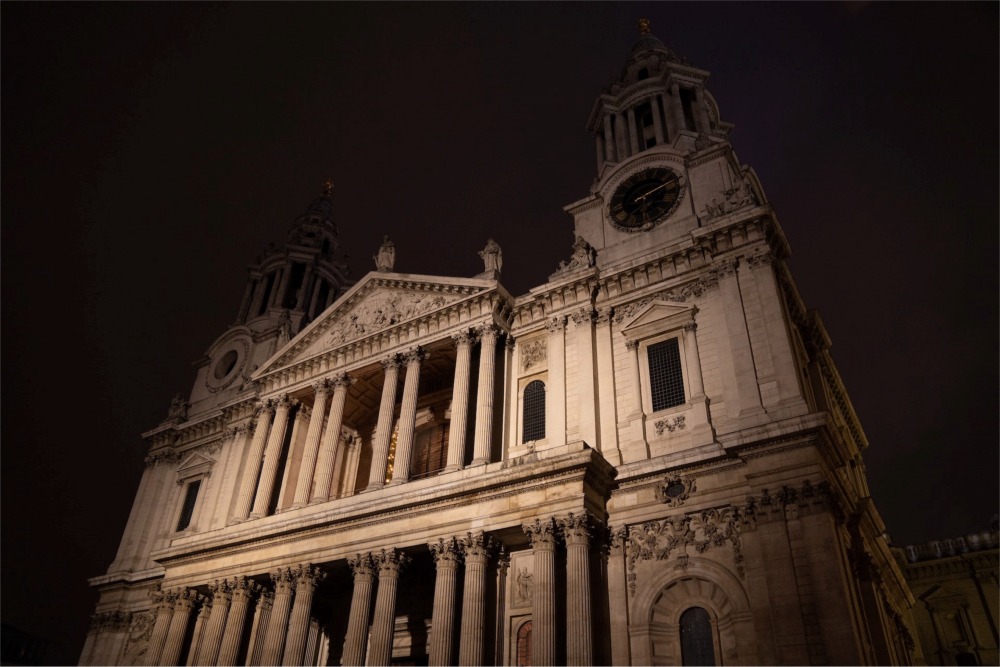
[629,558,758,665]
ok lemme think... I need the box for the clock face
[608,167,682,231]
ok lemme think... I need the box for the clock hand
[635,181,669,202]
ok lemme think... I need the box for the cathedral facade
[82,22,916,666]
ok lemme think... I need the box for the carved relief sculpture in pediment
[326,289,463,347]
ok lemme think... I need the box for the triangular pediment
[176,452,215,478]
[256,271,497,376]
[620,301,696,339]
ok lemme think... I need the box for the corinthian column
[233,401,275,521]
[251,396,295,518]
[143,588,177,666]
[524,518,558,666]
[247,593,273,667]
[367,356,401,490]
[444,331,476,472]
[217,577,258,666]
[389,348,425,484]
[342,554,376,666]
[282,565,326,666]
[458,532,494,666]
[311,373,354,502]
[368,549,409,666]
[161,589,199,666]
[560,513,594,665]
[195,580,231,666]
[259,568,296,666]
[428,538,461,666]
[471,324,500,466]
[292,382,331,508]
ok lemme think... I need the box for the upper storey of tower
[587,19,733,180]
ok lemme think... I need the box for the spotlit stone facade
[83,22,920,666]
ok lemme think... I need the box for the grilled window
[648,338,685,411]
[522,380,546,442]
[680,607,715,666]
[176,480,201,531]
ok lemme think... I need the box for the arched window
[679,607,715,666]
[522,380,546,442]
[516,620,532,666]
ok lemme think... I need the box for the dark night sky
[2,3,997,664]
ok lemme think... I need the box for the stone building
[898,526,1000,666]
[82,21,917,666]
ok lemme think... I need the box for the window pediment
[620,301,696,341]
[176,452,215,480]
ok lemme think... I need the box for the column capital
[375,548,410,576]
[451,329,479,348]
[270,567,297,593]
[505,335,516,351]
[402,346,426,365]
[476,322,501,340]
[173,588,201,611]
[228,576,260,601]
[151,586,179,609]
[746,249,775,268]
[257,398,277,415]
[683,320,698,333]
[570,307,595,327]
[714,256,740,278]
[558,512,593,546]
[545,316,567,333]
[608,526,629,557]
[347,553,376,579]
[330,372,357,390]
[381,354,402,372]
[595,306,614,325]
[274,394,295,410]
[207,579,233,601]
[524,518,559,549]
[429,537,462,566]
[257,591,274,612]
[625,338,640,351]
[459,531,495,561]
[311,379,331,395]
[292,564,327,590]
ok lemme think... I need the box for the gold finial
[323,178,333,197]
[638,18,651,35]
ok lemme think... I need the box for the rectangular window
[176,480,201,531]
[680,88,697,131]
[648,338,685,411]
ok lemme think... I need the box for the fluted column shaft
[293,383,331,507]
[342,554,376,666]
[248,593,273,666]
[561,514,594,665]
[196,582,231,666]
[625,340,643,416]
[428,539,461,666]
[390,349,424,484]
[471,325,499,465]
[260,569,296,666]
[217,578,256,666]
[144,590,176,666]
[459,533,493,666]
[251,397,293,518]
[682,321,705,397]
[282,566,325,666]
[367,358,401,490]
[445,332,476,471]
[161,590,198,666]
[234,403,275,521]
[311,374,352,502]
[525,519,557,667]
[368,550,407,666]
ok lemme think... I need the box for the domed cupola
[587,19,733,180]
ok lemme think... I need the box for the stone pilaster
[682,321,705,398]
[250,396,294,518]
[292,382,331,507]
[546,318,567,448]
[458,532,494,666]
[560,513,594,666]
[649,94,665,144]
[428,538,461,667]
[389,348,425,484]
[259,568,296,666]
[471,324,499,465]
[311,373,354,502]
[160,589,199,666]
[368,549,409,666]
[524,518,558,666]
[368,356,401,490]
[195,580,231,666]
[342,554,376,666]
[217,577,258,666]
[143,588,177,666]
[607,528,631,665]
[233,401,275,521]
[444,331,476,472]
[282,565,326,666]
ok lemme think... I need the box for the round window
[214,350,239,379]
[664,481,686,498]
